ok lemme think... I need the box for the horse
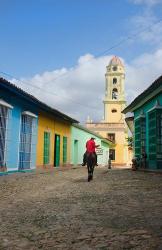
[86,152,96,182]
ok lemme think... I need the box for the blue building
[123,75,162,170]
[0,78,38,172]
[0,77,78,174]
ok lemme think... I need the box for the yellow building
[86,56,129,166]
[36,109,78,168]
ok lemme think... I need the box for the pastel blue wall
[71,125,110,166]
[0,87,38,171]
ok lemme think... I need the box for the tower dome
[109,56,124,67]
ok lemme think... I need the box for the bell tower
[103,56,126,123]
[86,56,129,166]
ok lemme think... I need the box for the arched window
[112,109,117,113]
[112,88,118,99]
[113,66,117,71]
[113,78,117,84]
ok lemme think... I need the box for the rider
[81,137,100,166]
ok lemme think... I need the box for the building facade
[36,112,72,168]
[71,124,111,166]
[0,78,38,172]
[86,56,129,166]
[0,77,78,174]
[123,75,162,170]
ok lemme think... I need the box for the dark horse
[86,152,96,182]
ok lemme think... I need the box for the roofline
[72,123,112,145]
[122,75,162,114]
[0,77,78,123]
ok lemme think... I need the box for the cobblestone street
[0,167,162,250]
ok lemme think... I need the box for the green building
[71,124,111,166]
[123,75,162,170]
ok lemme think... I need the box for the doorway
[54,134,60,167]
[74,139,78,165]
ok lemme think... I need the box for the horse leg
[91,166,94,180]
[87,165,91,182]
[89,165,93,181]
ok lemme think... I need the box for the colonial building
[123,75,162,170]
[0,77,78,174]
[86,56,129,166]
[71,124,111,167]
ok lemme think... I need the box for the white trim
[131,85,162,112]
[147,100,162,113]
[30,165,36,170]
[17,114,21,169]
[134,114,145,121]
[0,99,13,109]
[7,168,18,171]
[22,111,37,118]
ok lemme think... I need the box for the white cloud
[11,54,112,123]
[129,9,162,47]
[11,49,162,124]
[125,48,162,103]
[130,0,162,6]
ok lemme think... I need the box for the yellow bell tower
[86,56,130,166]
[104,56,126,122]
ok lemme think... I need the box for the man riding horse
[82,137,100,181]
[82,137,99,166]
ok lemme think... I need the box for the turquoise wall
[134,92,162,169]
[134,93,162,118]
[71,125,110,166]
[134,93,162,154]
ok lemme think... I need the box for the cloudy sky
[0,0,162,123]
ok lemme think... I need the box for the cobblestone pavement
[0,167,162,250]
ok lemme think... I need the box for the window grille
[19,114,36,169]
[0,105,8,167]
[134,117,146,158]
[43,132,50,164]
[148,109,162,168]
[0,104,12,168]
[63,136,67,163]
[109,149,115,160]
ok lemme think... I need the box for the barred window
[63,136,67,163]
[0,105,8,166]
[149,109,162,167]
[109,149,115,160]
[19,113,37,170]
[44,131,50,164]
[0,101,12,168]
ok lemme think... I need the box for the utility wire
[0,17,162,110]
[0,71,99,110]
[95,18,162,57]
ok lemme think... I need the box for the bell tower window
[113,78,117,84]
[112,88,118,99]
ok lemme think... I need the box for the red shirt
[86,139,96,153]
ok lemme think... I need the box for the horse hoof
[88,175,91,182]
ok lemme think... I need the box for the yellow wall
[105,103,125,123]
[98,130,128,164]
[36,112,71,167]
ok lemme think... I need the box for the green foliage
[126,136,133,147]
